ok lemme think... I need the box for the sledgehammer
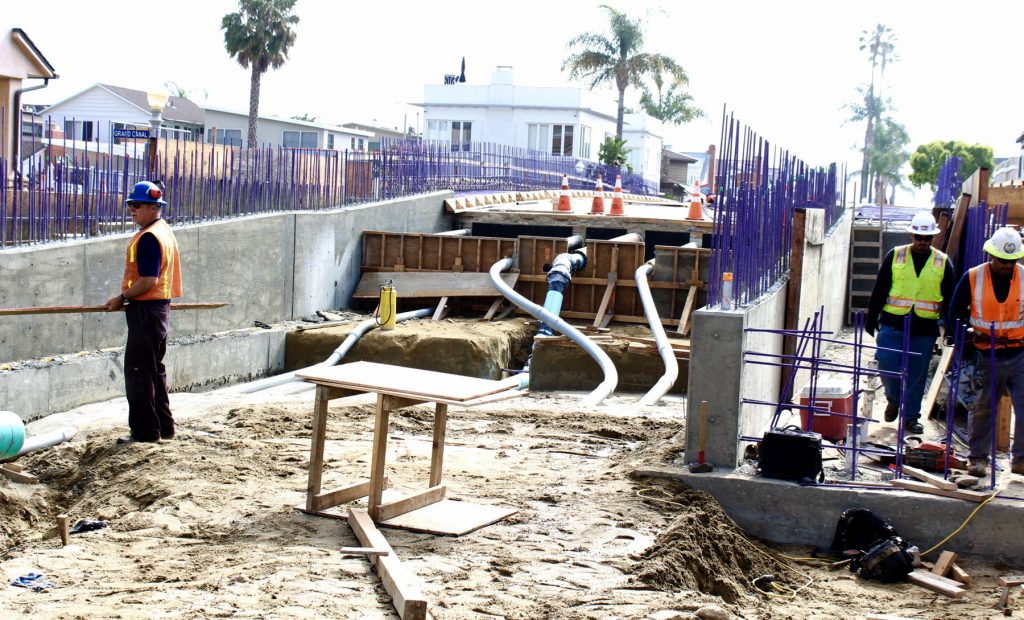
[688,400,713,473]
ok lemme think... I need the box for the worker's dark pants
[875,324,935,422]
[970,347,1024,463]
[124,300,173,441]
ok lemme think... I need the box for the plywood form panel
[362,231,515,273]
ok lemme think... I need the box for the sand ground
[0,322,1019,619]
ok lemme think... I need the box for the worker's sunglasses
[126,202,151,210]
[912,234,932,241]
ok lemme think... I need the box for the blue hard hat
[126,181,167,206]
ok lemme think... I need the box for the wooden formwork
[358,231,708,326]
[361,231,516,273]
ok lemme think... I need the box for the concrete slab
[634,465,1021,562]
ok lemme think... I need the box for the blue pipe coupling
[0,411,26,460]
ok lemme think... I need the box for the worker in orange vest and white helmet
[948,226,1024,478]
[865,211,955,436]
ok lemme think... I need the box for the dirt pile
[633,485,794,603]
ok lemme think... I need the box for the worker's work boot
[968,458,989,477]
[905,420,924,435]
[1012,460,1024,476]
[884,401,899,423]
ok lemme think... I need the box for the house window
[328,134,335,149]
[351,137,355,150]
[580,125,591,159]
[528,123,574,156]
[426,120,470,151]
[210,129,242,147]
[358,138,365,150]
[63,120,95,141]
[283,131,318,148]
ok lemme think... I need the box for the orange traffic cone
[686,180,703,220]
[556,175,572,211]
[608,175,624,216]
[590,175,605,214]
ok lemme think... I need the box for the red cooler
[798,379,854,442]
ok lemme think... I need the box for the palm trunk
[615,88,626,140]
[248,64,261,149]
[859,115,874,201]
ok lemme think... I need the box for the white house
[204,106,372,150]
[416,67,663,186]
[38,83,372,150]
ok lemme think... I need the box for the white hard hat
[983,227,1024,260]
[906,211,939,236]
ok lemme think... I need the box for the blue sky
[10,0,1023,204]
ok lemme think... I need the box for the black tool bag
[757,426,825,483]
[850,537,915,583]
[830,508,901,553]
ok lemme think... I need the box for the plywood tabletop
[297,361,520,403]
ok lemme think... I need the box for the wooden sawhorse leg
[430,403,448,487]
[305,386,331,511]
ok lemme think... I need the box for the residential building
[1,28,58,183]
[661,149,698,198]
[416,66,663,186]
[36,83,372,150]
[992,155,1022,184]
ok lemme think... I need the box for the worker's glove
[943,335,955,348]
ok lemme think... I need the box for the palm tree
[562,5,687,138]
[638,71,703,126]
[856,24,897,200]
[221,0,300,148]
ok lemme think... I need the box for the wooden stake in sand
[57,514,69,546]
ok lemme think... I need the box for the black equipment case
[758,425,825,483]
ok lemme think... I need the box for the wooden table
[297,361,521,523]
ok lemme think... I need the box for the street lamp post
[145,92,167,178]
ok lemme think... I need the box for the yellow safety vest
[882,245,946,319]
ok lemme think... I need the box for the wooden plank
[57,514,69,547]
[592,273,617,328]
[348,508,428,620]
[353,271,518,299]
[431,297,448,321]
[891,478,992,502]
[931,550,958,577]
[482,298,502,320]
[901,464,958,491]
[429,403,448,488]
[677,285,698,336]
[781,208,807,401]
[944,193,971,265]
[339,546,390,557]
[298,361,525,403]
[950,563,971,585]
[0,466,39,484]
[906,569,966,598]
[304,387,331,511]
[865,615,916,620]
[997,395,1012,453]
[368,393,392,522]
[0,302,228,316]
[377,485,447,522]
[923,345,953,419]
[312,479,374,512]
[998,575,1024,587]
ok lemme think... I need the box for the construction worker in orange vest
[103,181,183,444]
[948,226,1024,477]
[865,211,955,435]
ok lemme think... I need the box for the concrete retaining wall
[686,208,852,467]
[0,191,453,364]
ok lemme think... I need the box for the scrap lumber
[592,272,618,328]
[997,395,1012,452]
[866,615,916,620]
[906,569,966,598]
[922,345,953,419]
[931,550,958,577]
[950,563,972,585]
[57,514,69,547]
[339,546,390,557]
[348,508,427,620]
[891,478,992,502]
[943,193,971,266]
[0,464,38,484]
[901,464,958,491]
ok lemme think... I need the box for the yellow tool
[377,280,397,330]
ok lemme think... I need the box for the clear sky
[9,0,1023,204]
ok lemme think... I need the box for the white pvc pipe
[489,257,617,406]
[636,259,679,406]
[238,308,432,394]
[434,228,471,236]
[13,426,77,458]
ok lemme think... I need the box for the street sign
[112,128,151,139]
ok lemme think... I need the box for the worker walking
[865,211,955,435]
[103,181,183,443]
[948,226,1024,477]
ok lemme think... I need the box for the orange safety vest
[121,219,183,301]
[968,263,1024,348]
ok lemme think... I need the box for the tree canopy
[908,141,994,190]
[222,0,300,147]
[638,70,703,126]
[562,5,692,138]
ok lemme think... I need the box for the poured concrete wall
[686,208,852,467]
[0,191,453,364]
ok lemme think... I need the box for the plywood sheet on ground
[378,499,517,536]
[297,361,520,402]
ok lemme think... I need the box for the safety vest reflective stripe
[969,264,1024,347]
[883,245,946,319]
